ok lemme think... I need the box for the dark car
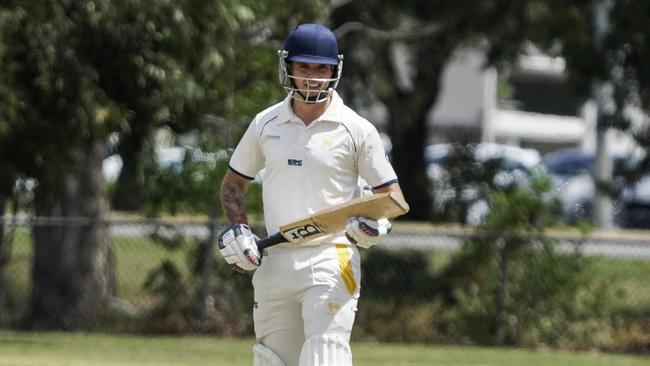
[541,149,650,228]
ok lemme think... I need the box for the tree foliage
[1,2,125,199]
[0,0,335,328]
[330,0,650,220]
[0,0,265,328]
[0,0,315,209]
[3,1,650,217]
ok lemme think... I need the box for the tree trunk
[112,123,153,212]
[386,95,434,220]
[29,141,115,329]
[112,152,143,211]
[380,39,452,221]
[384,64,447,220]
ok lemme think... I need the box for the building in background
[428,46,638,156]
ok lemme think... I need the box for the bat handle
[256,232,286,251]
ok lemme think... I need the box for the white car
[425,142,542,224]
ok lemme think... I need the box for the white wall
[428,49,490,131]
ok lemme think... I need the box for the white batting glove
[345,217,392,249]
[218,224,261,272]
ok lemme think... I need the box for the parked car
[541,148,650,228]
[425,142,542,224]
[102,146,229,183]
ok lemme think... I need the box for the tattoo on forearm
[220,181,248,224]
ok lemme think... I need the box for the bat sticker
[282,223,324,241]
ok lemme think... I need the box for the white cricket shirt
[229,91,398,245]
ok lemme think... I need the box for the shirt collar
[276,91,345,126]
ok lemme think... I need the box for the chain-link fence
[1,217,649,351]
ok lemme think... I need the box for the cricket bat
[256,192,409,250]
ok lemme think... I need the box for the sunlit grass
[0,331,648,366]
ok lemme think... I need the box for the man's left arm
[349,122,406,248]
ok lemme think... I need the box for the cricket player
[218,23,405,366]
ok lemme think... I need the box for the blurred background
[1,0,649,359]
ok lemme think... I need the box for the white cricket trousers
[252,243,361,366]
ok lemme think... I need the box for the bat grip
[256,232,286,251]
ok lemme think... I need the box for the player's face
[290,62,334,100]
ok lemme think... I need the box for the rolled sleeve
[357,128,398,187]
[229,120,264,179]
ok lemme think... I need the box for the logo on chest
[288,159,303,166]
[322,137,334,150]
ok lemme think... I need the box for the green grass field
[0,331,648,366]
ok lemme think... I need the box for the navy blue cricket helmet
[278,24,344,103]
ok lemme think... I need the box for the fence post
[0,201,20,327]
[198,214,218,333]
[0,209,6,326]
[494,237,511,345]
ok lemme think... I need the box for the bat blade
[256,192,409,250]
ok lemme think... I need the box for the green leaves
[0,0,285,205]
[483,171,558,233]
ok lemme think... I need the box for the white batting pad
[299,334,352,366]
[254,343,286,366]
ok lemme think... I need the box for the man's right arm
[220,169,250,224]
[218,169,261,272]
